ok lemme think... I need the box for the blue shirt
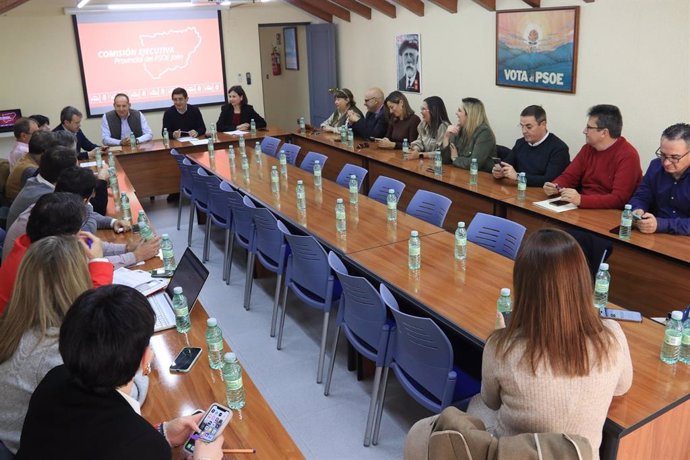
[629,159,690,235]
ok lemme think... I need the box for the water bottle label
[621,217,632,227]
[174,306,189,317]
[280,158,287,165]
[271,175,279,183]
[409,246,420,256]
[682,333,690,345]
[314,170,321,177]
[349,185,357,194]
[387,202,396,210]
[665,331,682,346]
[518,183,527,191]
[594,280,609,293]
[336,211,346,220]
[456,237,467,245]
[297,191,305,200]
[226,377,243,391]
[162,249,174,258]
[209,341,223,351]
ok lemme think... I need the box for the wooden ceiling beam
[471,0,495,11]
[304,0,351,22]
[392,0,424,16]
[522,0,540,6]
[0,0,29,15]
[429,0,458,13]
[357,0,396,18]
[330,0,372,20]
[282,0,333,22]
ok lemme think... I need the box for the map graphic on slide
[138,27,203,80]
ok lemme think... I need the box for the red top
[232,113,242,127]
[552,137,642,209]
[0,234,114,314]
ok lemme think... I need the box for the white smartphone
[600,308,643,322]
[169,347,202,373]
[182,403,233,454]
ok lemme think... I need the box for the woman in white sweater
[468,228,633,460]
[409,96,450,158]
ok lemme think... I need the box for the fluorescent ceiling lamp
[107,2,195,10]
[77,0,91,7]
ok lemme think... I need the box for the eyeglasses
[655,147,690,164]
[420,107,429,112]
[584,125,604,131]
[364,97,377,103]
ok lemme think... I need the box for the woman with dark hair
[320,88,363,133]
[16,285,223,460]
[216,85,267,132]
[409,96,451,159]
[467,228,632,460]
[440,97,496,171]
[376,91,420,149]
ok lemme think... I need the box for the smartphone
[492,157,502,165]
[131,223,140,233]
[368,136,376,142]
[632,213,642,221]
[183,403,233,454]
[550,200,571,207]
[600,308,643,322]
[170,347,202,373]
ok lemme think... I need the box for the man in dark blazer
[348,87,388,140]
[54,106,104,160]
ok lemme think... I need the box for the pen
[222,448,256,454]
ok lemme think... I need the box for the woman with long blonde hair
[440,97,496,171]
[468,228,632,460]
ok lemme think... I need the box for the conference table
[290,130,690,319]
[98,158,303,459]
[185,146,690,460]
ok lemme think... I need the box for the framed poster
[496,7,580,93]
[284,27,299,70]
[396,33,421,93]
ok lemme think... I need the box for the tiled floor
[144,197,432,459]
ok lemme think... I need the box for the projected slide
[74,11,226,116]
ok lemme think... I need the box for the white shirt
[8,141,29,170]
[528,131,550,147]
[116,387,141,415]
[101,111,153,146]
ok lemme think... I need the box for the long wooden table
[291,131,690,318]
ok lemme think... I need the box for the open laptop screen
[165,248,209,309]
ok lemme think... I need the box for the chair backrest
[496,144,512,160]
[336,163,368,190]
[406,190,452,227]
[368,175,406,204]
[280,143,301,165]
[328,251,389,356]
[191,167,220,207]
[227,191,255,246]
[260,136,281,156]
[300,151,328,172]
[207,180,234,225]
[179,157,194,193]
[467,213,526,260]
[252,207,289,272]
[277,220,334,304]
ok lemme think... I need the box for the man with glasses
[628,123,690,234]
[543,104,642,208]
[492,105,570,186]
[347,87,388,140]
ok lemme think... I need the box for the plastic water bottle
[497,288,512,326]
[660,310,684,364]
[139,221,155,241]
[108,167,119,197]
[387,189,397,222]
[208,138,214,154]
[228,144,235,160]
[162,128,170,147]
[255,141,262,163]
[340,125,347,142]
[279,150,287,171]
[95,148,103,169]
[161,234,176,272]
[296,180,306,210]
[402,138,409,160]
[250,118,257,135]
[680,317,690,365]
[270,166,279,193]
[347,128,354,148]
[619,204,633,240]
[137,210,148,228]
[129,132,137,148]
[206,318,224,369]
[408,230,421,270]
[223,352,246,409]
[335,198,346,233]
[239,134,246,154]
[594,263,610,311]
[434,151,442,176]
[469,158,478,185]
[349,174,358,205]
[172,286,191,334]
[299,117,306,134]
[120,192,131,224]
[108,152,115,169]
[313,160,322,188]
[240,151,249,172]
[517,172,527,200]
[210,123,217,142]
[454,221,467,261]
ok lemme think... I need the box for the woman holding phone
[409,96,451,159]
[440,97,496,171]
[376,91,420,149]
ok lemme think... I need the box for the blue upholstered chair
[467,212,526,260]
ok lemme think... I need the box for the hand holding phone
[170,347,202,373]
[183,403,233,454]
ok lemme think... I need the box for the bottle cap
[207,318,217,327]
[162,233,169,239]
[173,286,183,294]
[403,138,408,142]
[500,288,511,296]
[224,352,237,363]
[458,221,465,228]
[272,165,277,170]
[599,263,609,271]
[297,180,303,185]
[350,174,356,179]
[624,204,632,210]
[314,160,320,164]
[336,198,343,203]
[411,230,419,237]
[388,189,395,194]
[671,310,683,321]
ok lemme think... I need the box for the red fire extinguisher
[271,47,281,76]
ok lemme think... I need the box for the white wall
[335,0,690,167]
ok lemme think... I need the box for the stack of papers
[533,197,578,213]
[224,130,249,136]
[112,267,168,296]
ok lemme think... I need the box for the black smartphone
[368,136,376,141]
[492,157,502,165]
[169,347,202,373]
[131,223,140,233]
[182,403,233,454]
[550,200,571,207]
[632,213,642,221]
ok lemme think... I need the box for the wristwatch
[419,153,424,160]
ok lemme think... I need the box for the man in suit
[101,93,153,146]
[397,39,421,93]
[54,106,105,160]
[348,87,388,140]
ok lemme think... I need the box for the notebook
[149,248,209,332]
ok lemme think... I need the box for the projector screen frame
[72,10,228,119]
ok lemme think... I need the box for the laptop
[148,248,209,332]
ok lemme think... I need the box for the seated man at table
[101,93,153,146]
[543,104,642,209]
[492,105,570,186]
[348,87,388,140]
[629,123,690,235]
[4,131,52,201]
[54,106,104,160]
[162,87,207,139]
[29,115,51,132]
[8,117,38,170]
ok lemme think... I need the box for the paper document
[109,146,123,152]
[177,136,197,142]
[224,130,249,136]
[80,161,97,168]
[533,197,578,213]
[112,267,167,296]
[187,138,209,146]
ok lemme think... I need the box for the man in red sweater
[543,104,642,209]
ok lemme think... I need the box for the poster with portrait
[396,34,421,93]
[496,7,579,93]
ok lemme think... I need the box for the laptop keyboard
[149,293,175,331]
